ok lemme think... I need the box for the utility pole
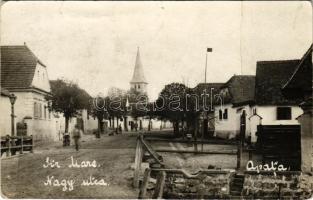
[202,48,212,151]
[204,48,212,83]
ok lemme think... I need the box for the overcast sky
[1,1,312,100]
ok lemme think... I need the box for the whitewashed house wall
[0,94,12,136]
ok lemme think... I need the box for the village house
[214,75,255,140]
[0,87,13,136]
[1,45,57,141]
[251,59,304,143]
[282,44,312,173]
[1,45,98,141]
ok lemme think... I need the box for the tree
[127,88,149,120]
[50,79,91,133]
[90,95,108,137]
[106,87,127,129]
[154,83,188,137]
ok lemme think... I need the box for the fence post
[138,168,151,199]
[30,135,34,153]
[133,137,143,188]
[6,136,10,157]
[152,171,166,199]
[236,140,241,170]
[237,112,246,170]
[19,136,23,154]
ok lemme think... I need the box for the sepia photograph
[0,1,312,199]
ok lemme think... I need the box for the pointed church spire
[130,47,147,83]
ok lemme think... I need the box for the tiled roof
[1,45,41,89]
[193,83,224,94]
[222,75,255,106]
[282,44,312,96]
[192,83,224,108]
[255,59,302,105]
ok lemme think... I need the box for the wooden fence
[1,135,34,157]
[257,125,301,170]
[133,133,242,189]
[133,134,165,188]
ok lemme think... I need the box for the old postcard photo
[0,1,312,199]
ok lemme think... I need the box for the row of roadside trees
[49,79,219,138]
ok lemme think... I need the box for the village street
[1,133,139,199]
[1,131,243,199]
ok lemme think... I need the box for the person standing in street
[63,131,70,146]
[72,124,82,151]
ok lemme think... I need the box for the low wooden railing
[1,135,34,157]
[133,134,165,188]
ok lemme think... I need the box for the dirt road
[1,133,138,199]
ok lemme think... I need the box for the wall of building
[81,109,98,133]
[243,172,313,199]
[130,82,147,94]
[249,114,262,143]
[297,110,313,173]
[254,106,303,125]
[8,91,65,142]
[0,95,12,136]
[31,63,51,92]
[12,92,34,124]
[124,116,172,131]
[248,105,303,143]
[162,171,232,199]
[215,104,252,139]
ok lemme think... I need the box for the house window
[219,109,223,120]
[34,102,42,119]
[277,107,291,120]
[34,102,38,118]
[253,108,257,115]
[223,109,228,119]
[39,103,42,119]
[138,85,140,89]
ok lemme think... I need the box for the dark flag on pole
[207,48,213,52]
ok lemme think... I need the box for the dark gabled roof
[221,75,255,106]
[193,83,224,95]
[191,83,224,108]
[1,45,44,89]
[282,44,313,98]
[255,59,302,105]
[1,87,10,97]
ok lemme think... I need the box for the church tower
[130,47,148,94]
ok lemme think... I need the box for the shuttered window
[277,107,291,120]
[219,109,222,120]
[223,109,228,119]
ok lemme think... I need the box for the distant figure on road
[135,122,138,131]
[72,124,82,151]
[118,124,122,134]
[63,131,70,146]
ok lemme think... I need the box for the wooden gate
[257,125,301,170]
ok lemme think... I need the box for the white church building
[119,48,171,132]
